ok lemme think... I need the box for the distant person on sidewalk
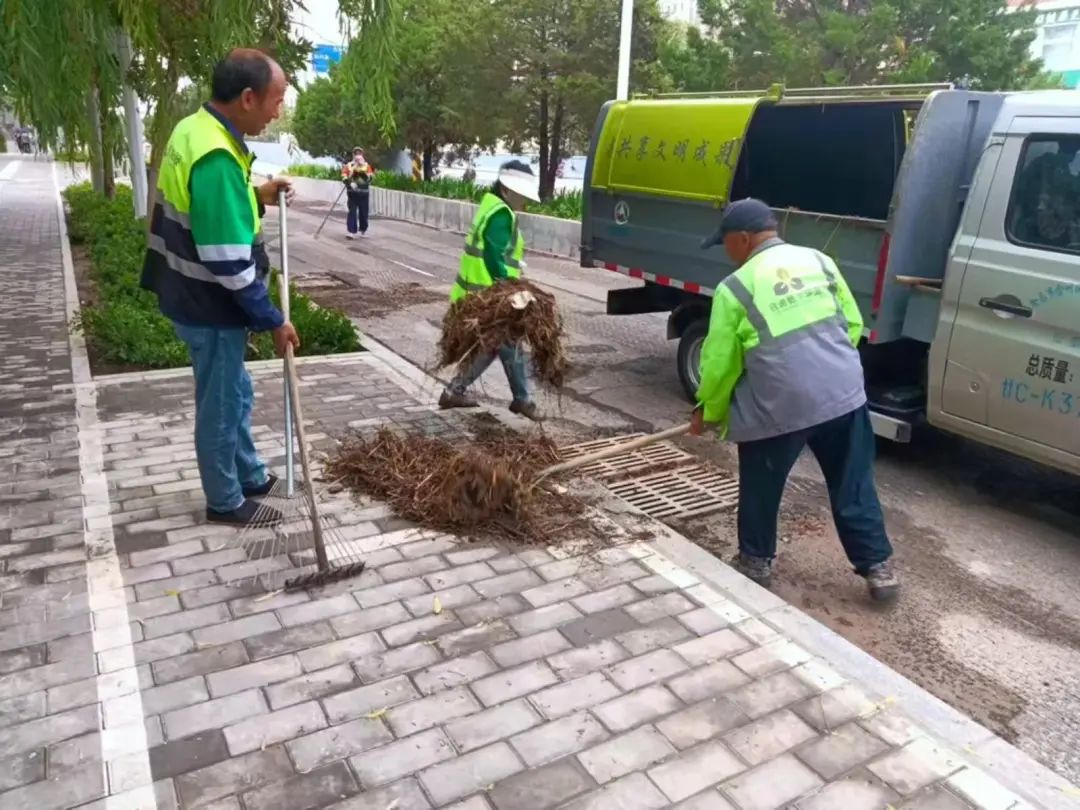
[342,147,374,239]
[438,160,542,421]
[690,198,899,602]
[140,48,299,528]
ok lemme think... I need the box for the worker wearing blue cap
[691,198,898,602]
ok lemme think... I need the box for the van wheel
[677,318,709,404]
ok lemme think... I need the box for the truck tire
[676,318,709,403]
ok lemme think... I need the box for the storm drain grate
[557,434,695,480]
[606,465,740,520]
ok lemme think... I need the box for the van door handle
[979,296,1032,318]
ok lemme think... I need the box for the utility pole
[616,0,634,101]
[116,32,148,218]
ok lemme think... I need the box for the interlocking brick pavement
[0,157,1074,809]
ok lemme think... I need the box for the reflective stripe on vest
[149,108,261,282]
[450,192,525,302]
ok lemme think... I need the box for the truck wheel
[676,318,709,404]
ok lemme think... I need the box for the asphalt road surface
[265,200,1080,786]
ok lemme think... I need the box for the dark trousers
[347,192,369,234]
[737,405,892,573]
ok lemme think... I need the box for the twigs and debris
[324,425,597,544]
[437,279,568,388]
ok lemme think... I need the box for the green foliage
[292,74,380,161]
[288,163,343,180]
[370,173,582,219]
[64,182,361,370]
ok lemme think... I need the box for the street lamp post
[617,0,633,101]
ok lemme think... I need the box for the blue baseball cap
[701,198,778,249]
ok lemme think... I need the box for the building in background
[1012,0,1080,87]
[659,0,700,26]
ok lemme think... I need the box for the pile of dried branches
[324,425,594,543]
[437,279,567,388]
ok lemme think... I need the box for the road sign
[311,44,344,75]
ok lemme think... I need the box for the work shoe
[345,233,356,240]
[509,400,541,422]
[207,499,283,528]
[242,474,278,498]
[862,560,900,602]
[732,552,773,587]
[439,391,479,410]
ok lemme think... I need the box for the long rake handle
[536,423,691,481]
[284,347,330,571]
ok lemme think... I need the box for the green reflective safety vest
[450,192,525,303]
[696,240,867,442]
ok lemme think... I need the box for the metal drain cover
[606,465,739,519]
[558,435,694,480]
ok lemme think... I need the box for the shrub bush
[287,162,341,180]
[371,172,583,221]
[64,182,362,371]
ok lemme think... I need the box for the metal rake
[228,191,368,592]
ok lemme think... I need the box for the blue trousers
[173,324,268,512]
[347,192,369,234]
[736,405,892,573]
[448,344,531,404]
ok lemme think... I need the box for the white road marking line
[385,257,435,278]
[0,161,21,181]
[53,162,157,809]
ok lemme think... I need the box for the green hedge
[64,182,362,371]
[286,163,583,220]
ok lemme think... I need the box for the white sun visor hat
[498,165,541,203]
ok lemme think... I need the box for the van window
[1006,134,1080,254]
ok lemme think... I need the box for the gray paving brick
[242,760,359,810]
[489,555,528,573]
[266,663,358,710]
[0,760,105,810]
[322,674,419,724]
[0,704,98,758]
[607,648,688,690]
[624,592,697,625]
[287,716,393,772]
[456,595,529,625]
[0,645,46,677]
[149,729,231,781]
[729,671,816,720]
[0,748,45,792]
[649,740,746,803]
[331,601,411,636]
[858,708,923,748]
[866,738,964,795]
[129,539,205,568]
[489,757,595,810]
[558,772,669,810]
[99,631,195,672]
[227,590,311,621]
[419,742,524,805]
[350,728,455,786]
[153,642,250,684]
[47,632,97,664]
[276,593,360,628]
[896,786,973,809]
[403,584,479,617]
[672,792,736,810]
[536,558,585,582]
[446,547,501,566]
[795,722,890,780]
[508,602,582,636]
[131,674,210,717]
[135,571,218,601]
[792,683,876,731]
[668,661,751,704]
[797,771,901,810]
[381,611,462,647]
[522,577,591,608]
[473,569,544,599]
[424,561,496,590]
[0,690,46,725]
[530,672,622,720]
[656,697,751,750]
[673,630,753,667]
[353,641,442,683]
[180,581,260,611]
[579,561,649,591]
[473,660,559,707]
[400,536,459,560]
[379,556,448,584]
[570,584,640,615]
[244,622,336,661]
[414,651,498,695]
[490,629,571,668]
[437,619,517,658]
[206,654,302,697]
[164,689,267,741]
[170,548,248,576]
[722,708,818,766]
[325,777,432,809]
[577,725,676,784]
[594,684,681,733]
[548,640,628,680]
[386,687,481,737]
[719,753,823,810]
[192,613,281,647]
[297,631,384,672]
[353,577,431,609]
[446,699,541,752]
[616,617,694,656]
[225,699,327,755]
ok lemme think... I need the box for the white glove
[519,260,528,273]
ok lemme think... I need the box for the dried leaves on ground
[325,423,596,543]
[436,279,567,388]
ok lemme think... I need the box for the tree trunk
[145,68,180,225]
[537,91,551,201]
[542,100,565,202]
[100,101,116,199]
[85,88,105,195]
[422,142,435,181]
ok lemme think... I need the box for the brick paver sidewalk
[1,157,1077,810]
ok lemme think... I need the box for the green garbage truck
[579,83,1080,476]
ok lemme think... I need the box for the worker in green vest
[691,199,899,602]
[141,49,297,528]
[439,160,542,421]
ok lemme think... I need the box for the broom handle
[536,423,691,481]
[279,187,295,497]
